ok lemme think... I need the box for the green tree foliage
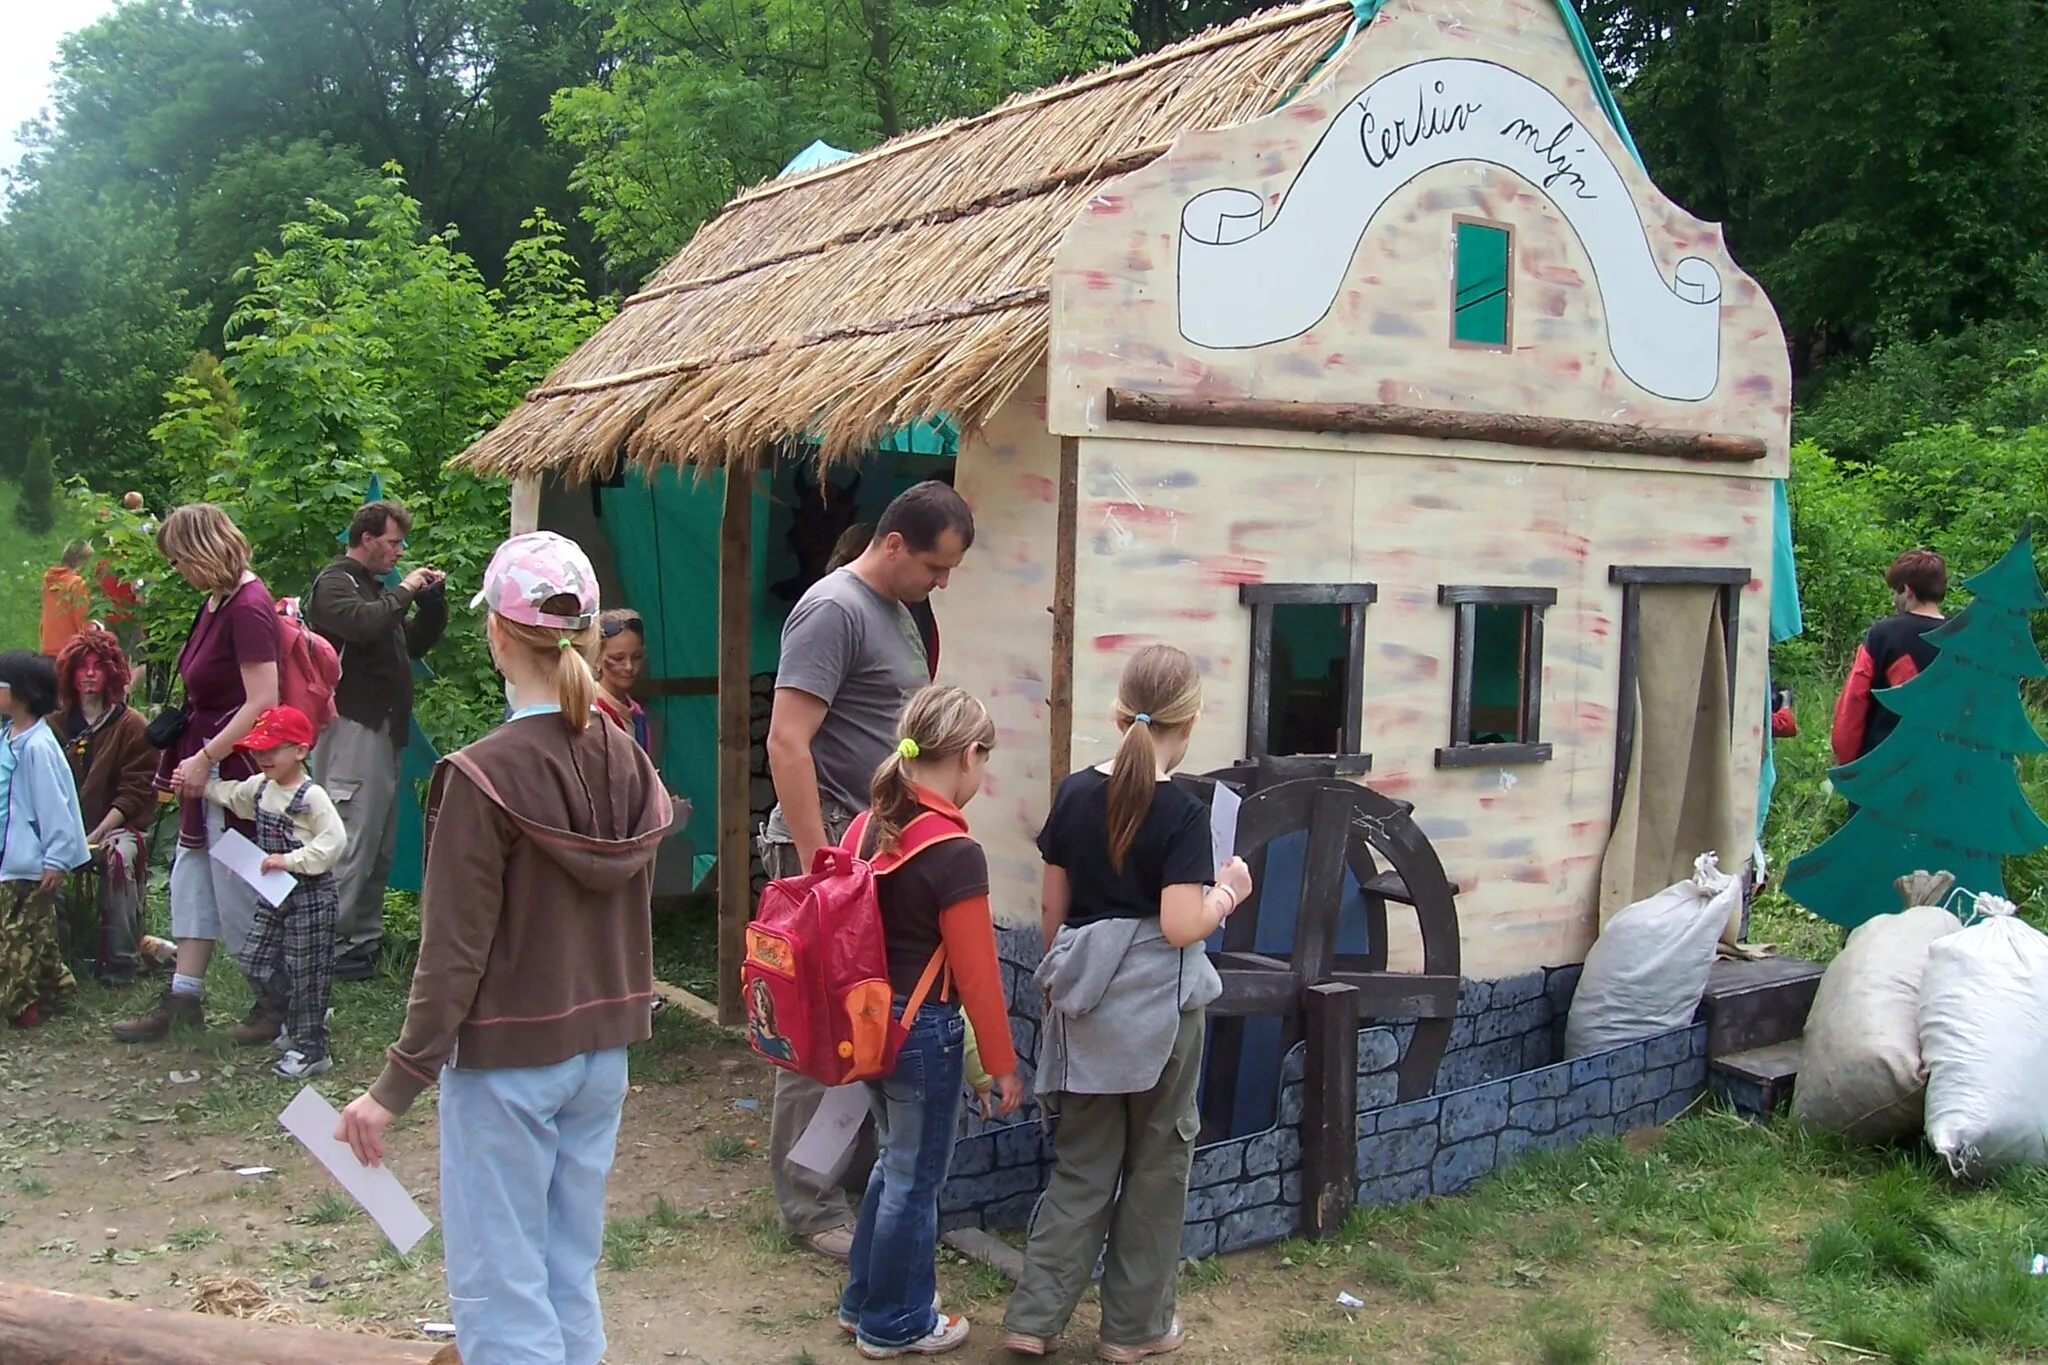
[1586,0,2048,360]
[14,440,58,535]
[117,172,613,744]
[0,177,202,498]
[548,0,1137,277]
[1783,532,2048,925]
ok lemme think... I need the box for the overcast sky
[3,0,121,173]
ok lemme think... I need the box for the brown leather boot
[224,1006,285,1048]
[110,990,205,1044]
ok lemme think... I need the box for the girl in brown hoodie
[337,532,671,1365]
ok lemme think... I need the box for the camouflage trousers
[0,881,76,1019]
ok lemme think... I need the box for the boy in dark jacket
[52,626,156,985]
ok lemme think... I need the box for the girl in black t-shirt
[1002,645,1253,1362]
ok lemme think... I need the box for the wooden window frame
[1435,584,1556,768]
[1240,582,1376,774]
[1450,215,1515,353]
[1608,565,1751,821]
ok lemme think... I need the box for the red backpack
[273,597,341,739]
[742,809,967,1085]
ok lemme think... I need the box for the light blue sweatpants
[440,1047,629,1365]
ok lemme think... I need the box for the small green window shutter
[1453,221,1511,347]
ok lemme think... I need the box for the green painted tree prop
[1783,530,2048,929]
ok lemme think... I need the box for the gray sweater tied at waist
[1034,917,1221,1098]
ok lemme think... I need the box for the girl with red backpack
[838,685,1022,1358]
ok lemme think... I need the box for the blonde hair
[865,685,996,855]
[156,504,251,593]
[1106,646,1203,873]
[492,595,600,731]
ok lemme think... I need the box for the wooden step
[1700,956,1823,1057]
[1709,1037,1804,1117]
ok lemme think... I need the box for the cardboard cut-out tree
[1782,530,2048,929]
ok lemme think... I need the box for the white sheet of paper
[1211,781,1242,867]
[278,1087,433,1254]
[788,1082,872,1176]
[209,826,298,907]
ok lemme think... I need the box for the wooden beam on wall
[1049,435,1079,802]
[0,1280,450,1365]
[716,464,755,1027]
[1105,389,1770,463]
[1300,982,1361,1240]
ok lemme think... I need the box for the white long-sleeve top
[204,774,347,877]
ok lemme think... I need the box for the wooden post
[0,1280,450,1364]
[1300,981,1361,1239]
[1048,435,1079,802]
[509,474,542,535]
[716,462,755,1026]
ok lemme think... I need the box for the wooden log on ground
[1104,388,1770,463]
[0,1281,453,1365]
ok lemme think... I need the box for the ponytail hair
[1106,645,1203,872]
[866,684,996,855]
[491,592,600,731]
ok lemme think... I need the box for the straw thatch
[457,0,1357,478]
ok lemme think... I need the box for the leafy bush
[100,172,610,748]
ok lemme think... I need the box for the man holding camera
[305,500,447,980]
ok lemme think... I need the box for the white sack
[1567,852,1737,1059]
[1792,905,1962,1142]
[1919,896,2048,1177]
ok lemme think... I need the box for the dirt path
[1,991,1720,1365]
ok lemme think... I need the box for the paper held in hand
[1211,780,1241,867]
[278,1087,433,1253]
[209,826,298,907]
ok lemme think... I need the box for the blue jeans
[841,1002,966,1349]
[440,1048,629,1365]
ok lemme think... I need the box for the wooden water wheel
[1184,758,1463,1236]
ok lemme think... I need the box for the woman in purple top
[112,505,281,1045]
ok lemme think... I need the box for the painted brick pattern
[935,959,1709,1264]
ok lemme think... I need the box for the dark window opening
[1467,604,1529,744]
[1438,585,1554,767]
[1452,218,1513,350]
[1241,583,1374,771]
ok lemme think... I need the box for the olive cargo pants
[1004,1007,1204,1348]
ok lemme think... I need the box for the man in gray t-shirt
[760,479,974,1258]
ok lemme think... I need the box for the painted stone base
[935,938,1711,1262]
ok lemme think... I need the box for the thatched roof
[457,0,1358,478]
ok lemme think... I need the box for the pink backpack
[741,809,965,1085]
[273,597,340,739]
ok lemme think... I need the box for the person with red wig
[52,626,156,985]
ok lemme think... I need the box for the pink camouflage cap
[469,531,600,630]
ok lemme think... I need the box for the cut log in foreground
[0,1281,456,1365]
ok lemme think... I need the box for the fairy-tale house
[460,0,1791,1237]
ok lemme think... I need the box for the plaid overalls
[244,779,339,1060]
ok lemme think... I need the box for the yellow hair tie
[898,737,921,760]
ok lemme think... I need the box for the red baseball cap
[235,705,316,753]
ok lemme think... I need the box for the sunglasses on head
[601,615,644,639]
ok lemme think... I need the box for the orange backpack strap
[848,806,971,1016]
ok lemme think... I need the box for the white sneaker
[274,1050,333,1079]
[274,1009,335,1053]
[842,1291,943,1335]
[858,1313,970,1358]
